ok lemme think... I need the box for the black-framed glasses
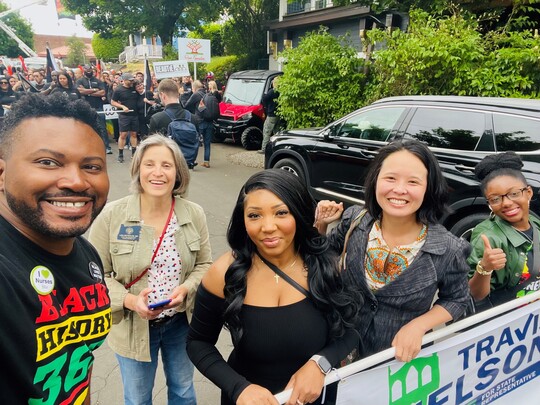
[0,81,8,84]
[487,187,529,206]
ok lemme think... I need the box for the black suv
[265,96,540,238]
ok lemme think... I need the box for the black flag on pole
[45,44,59,83]
[144,58,152,92]
[17,72,39,93]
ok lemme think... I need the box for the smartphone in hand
[148,299,172,310]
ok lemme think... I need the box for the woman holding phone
[89,134,212,404]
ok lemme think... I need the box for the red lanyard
[124,199,175,289]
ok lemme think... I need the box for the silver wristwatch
[310,355,332,375]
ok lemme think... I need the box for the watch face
[319,356,332,373]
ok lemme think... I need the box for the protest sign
[152,60,190,80]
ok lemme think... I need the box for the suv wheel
[241,126,263,150]
[449,212,489,241]
[273,158,305,183]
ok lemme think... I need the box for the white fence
[119,44,162,64]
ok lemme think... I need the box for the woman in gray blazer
[315,140,471,362]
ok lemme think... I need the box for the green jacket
[88,194,212,361]
[467,213,540,293]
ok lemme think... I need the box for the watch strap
[310,355,331,375]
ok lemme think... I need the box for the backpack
[164,109,199,164]
[198,92,220,121]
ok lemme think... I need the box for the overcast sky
[4,0,93,38]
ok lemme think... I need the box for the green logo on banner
[388,354,441,405]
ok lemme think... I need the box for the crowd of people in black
[0,64,222,169]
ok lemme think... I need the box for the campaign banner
[178,38,211,63]
[336,300,540,404]
[102,104,119,120]
[152,60,191,80]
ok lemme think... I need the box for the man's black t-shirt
[0,215,111,404]
[76,76,105,110]
[112,85,139,116]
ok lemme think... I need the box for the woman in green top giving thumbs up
[468,152,540,309]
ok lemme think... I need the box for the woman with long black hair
[50,70,80,101]
[187,169,361,405]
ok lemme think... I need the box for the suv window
[336,107,405,141]
[493,114,540,152]
[404,107,485,151]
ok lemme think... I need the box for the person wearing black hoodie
[0,75,19,118]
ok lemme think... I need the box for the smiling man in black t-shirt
[0,93,111,404]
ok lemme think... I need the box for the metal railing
[274,289,540,403]
[286,0,328,14]
[119,44,162,63]
[286,1,304,14]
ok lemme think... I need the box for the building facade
[266,1,408,70]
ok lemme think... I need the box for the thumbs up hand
[480,234,507,272]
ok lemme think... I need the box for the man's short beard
[5,190,104,239]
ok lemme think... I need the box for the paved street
[90,141,263,404]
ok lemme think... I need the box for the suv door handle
[455,164,475,172]
[338,144,349,149]
[359,149,377,158]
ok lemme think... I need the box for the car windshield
[222,78,266,106]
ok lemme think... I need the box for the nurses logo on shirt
[89,262,103,282]
[30,265,55,295]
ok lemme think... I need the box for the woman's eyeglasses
[487,187,529,206]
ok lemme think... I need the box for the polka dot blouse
[147,213,182,318]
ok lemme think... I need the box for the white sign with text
[152,60,191,80]
[102,104,119,120]
[336,299,540,404]
[177,38,211,63]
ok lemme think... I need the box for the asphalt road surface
[90,141,263,404]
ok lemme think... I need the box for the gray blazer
[328,206,471,357]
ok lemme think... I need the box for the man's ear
[0,159,5,192]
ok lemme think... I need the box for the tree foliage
[221,0,278,67]
[65,35,87,66]
[278,28,365,128]
[365,8,540,100]
[91,34,125,61]
[63,0,227,46]
[198,54,249,83]
[0,1,35,57]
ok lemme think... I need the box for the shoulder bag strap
[255,252,310,299]
[124,199,175,289]
[163,107,175,122]
[182,110,191,122]
[339,208,367,270]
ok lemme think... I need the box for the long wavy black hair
[223,169,362,345]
